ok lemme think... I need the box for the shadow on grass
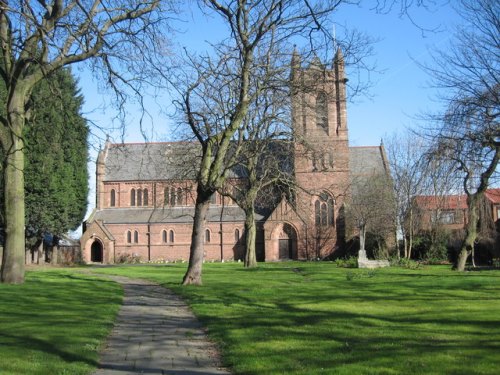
[0,271,122,374]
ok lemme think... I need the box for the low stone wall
[358,250,390,269]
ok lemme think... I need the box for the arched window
[127,230,132,243]
[130,189,136,206]
[164,187,170,206]
[315,192,335,227]
[315,200,321,226]
[137,189,142,206]
[110,189,116,207]
[177,188,183,206]
[205,229,211,243]
[316,92,328,130]
[170,187,176,206]
[134,230,139,243]
[235,228,240,243]
[143,189,149,206]
[169,230,175,243]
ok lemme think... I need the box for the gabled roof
[414,189,500,210]
[413,195,468,210]
[485,189,500,204]
[349,146,389,177]
[102,142,201,181]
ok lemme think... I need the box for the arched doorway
[90,240,103,263]
[279,223,297,260]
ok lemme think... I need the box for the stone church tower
[291,48,350,258]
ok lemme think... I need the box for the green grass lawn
[2,264,500,374]
[0,269,122,375]
[89,263,500,375]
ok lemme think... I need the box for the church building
[80,49,391,263]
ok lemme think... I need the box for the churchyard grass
[90,262,500,375]
[0,269,122,375]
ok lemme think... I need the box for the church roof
[92,206,264,224]
[102,142,202,181]
[100,142,389,186]
[349,146,389,177]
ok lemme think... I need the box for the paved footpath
[92,275,230,375]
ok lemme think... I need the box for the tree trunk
[359,223,366,251]
[454,194,479,271]
[0,134,26,283]
[244,208,257,268]
[51,246,59,265]
[36,239,43,265]
[182,188,211,286]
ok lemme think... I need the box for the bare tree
[422,0,499,271]
[0,0,173,283]
[173,0,368,285]
[385,131,429,259]
[346,173,396,258]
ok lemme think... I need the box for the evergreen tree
[1,68,89,248]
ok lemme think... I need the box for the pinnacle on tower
[290,47,301,81]
[334,47,347,83]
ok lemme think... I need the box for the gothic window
[169,230,175,243]
[316,92,328,131]
[315,200,321,226]
[130,189,136,206]
[137,189,142,206]
[134,230,139,243]
[127,230,132,243]
[205,229,211,243]
[164,187,170,206]
[170,187,176,206]
[315,192,335,227]
[110,189,116,207]
[177,188,183,206]
[235,228,240,243]
[143,189,149,206]
[162,230,168,243]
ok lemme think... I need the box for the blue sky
[77,2,460,149]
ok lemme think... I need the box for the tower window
[315,192,335,227]
[316,92,328,131]
[143,189,149,206]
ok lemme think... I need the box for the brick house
[414,189,500,230]
[80,49,392,263]
[413,189,500,256]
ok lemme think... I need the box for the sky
[75,1,461,221]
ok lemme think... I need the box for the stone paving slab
[92,276,230,375]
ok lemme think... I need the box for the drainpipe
[219,194,226,261]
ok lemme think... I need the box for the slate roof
[101,141,293,182]
[102,143,384,182]
[92,206,263,224]
[349,146,389,177]
[102,142,201,181]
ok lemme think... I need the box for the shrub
[393,257,422,269]
[334,256,358,268]
[116,253,141,264]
